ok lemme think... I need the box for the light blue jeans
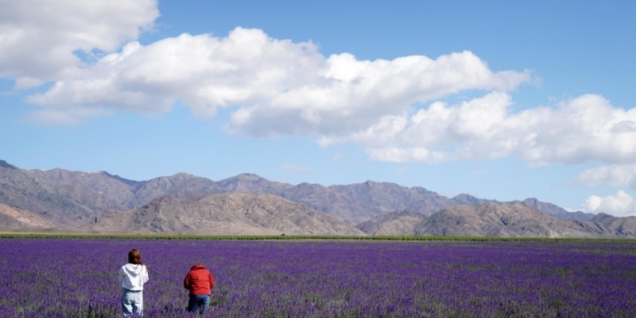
[122,289,143,316]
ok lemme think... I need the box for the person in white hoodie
[118,248,149,316]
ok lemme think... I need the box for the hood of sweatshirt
[123,263,145,277]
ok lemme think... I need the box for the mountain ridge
[88,192,365,236]
[357,203,636,238]
[0,159,627,237]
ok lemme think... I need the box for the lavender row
[1,238,635,317]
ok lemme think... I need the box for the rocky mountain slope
[0,159,625,237]
[520,198,595,221]
[0,203,55,231]
[590,213,636,236]
[222,175,592,225]
[0,162,222,227]
[0,165,137,226]
[357,203,636,238]
[0,162,467,227]
[356,210,427,236]
[215,175,457,225]
[88,193,365,236]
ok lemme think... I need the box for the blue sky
[1,0,635,216]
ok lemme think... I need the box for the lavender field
[1,238,635,317]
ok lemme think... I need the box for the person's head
[128,248,143,265]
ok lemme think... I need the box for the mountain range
[2,159,634,238]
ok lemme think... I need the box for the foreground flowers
[0,238,635,317]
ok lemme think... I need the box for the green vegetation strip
[1,233,635,242]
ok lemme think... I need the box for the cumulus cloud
[576,165,636,189]
[582,190,636,217]
[0,0,158,87]
[18,22,529,126]
[322,93,636,165]
[225,50,529,137]
[5,2,634,168]
[27,29,327,122]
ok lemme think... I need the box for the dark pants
[187,294,211,315]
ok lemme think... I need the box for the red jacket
[184,264,215,296]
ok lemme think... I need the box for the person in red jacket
[184,264,215,314]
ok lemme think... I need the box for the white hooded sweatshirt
[118,263,149,291]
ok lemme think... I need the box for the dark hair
[128,248,143,265]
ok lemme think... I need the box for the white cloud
[5,3,634,169]
[576,165,636,189]
[226,50,529,137]
[19,25,529,126]
[26,29,327,123]
[0,0,158,86]
[324,93,636,166]
[582,190,636,217]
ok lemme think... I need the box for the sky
[1,1,635,216]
